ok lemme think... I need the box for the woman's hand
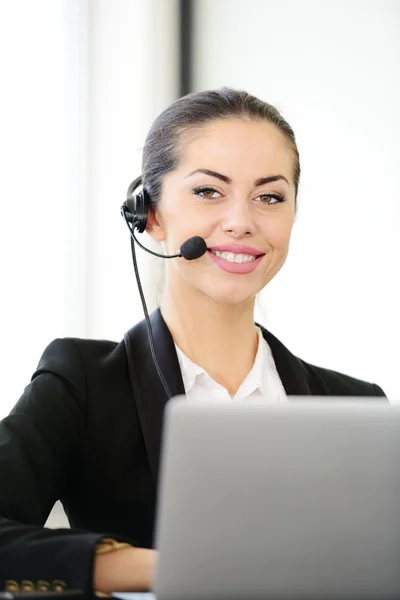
[93,546,158,593]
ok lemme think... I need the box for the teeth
[212,250,257,263]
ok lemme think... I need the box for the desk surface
[112,594,155,600]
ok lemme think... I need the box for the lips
[207,245,265,275]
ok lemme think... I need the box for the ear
[145,204,166,242]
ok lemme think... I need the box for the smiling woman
[0,88,386,595]
[138,91,298,390]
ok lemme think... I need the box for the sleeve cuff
[94,538,135,597]
[95,537,133,556]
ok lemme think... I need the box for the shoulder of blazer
[300,359,386,397]
[33,336,121,375]
[29,336,125,405]
[259,325,386,398]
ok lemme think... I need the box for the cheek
[164,212,216,249]
[264,218,294,250]
[159,210,192,247]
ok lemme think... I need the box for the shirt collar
[174,342,206,394]
[234,327,266,399]
[174,328,269,397]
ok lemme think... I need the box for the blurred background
[0,0,399,425]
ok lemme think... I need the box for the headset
[121,175,149,233]
[120,177,208,400]
[121,176,207,260]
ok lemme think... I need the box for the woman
[0,88,385,595]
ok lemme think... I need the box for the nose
[220,198,256,239]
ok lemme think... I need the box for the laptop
[151,397,400,600]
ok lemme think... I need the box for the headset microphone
[121,211,207,262]
[121,177,207,401]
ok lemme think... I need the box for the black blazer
[0,309,385,593]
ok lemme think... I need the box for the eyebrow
[186,168,289,186]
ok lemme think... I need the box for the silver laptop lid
[154,398,400,600]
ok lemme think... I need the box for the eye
[193,186,221,200]
[257,193,285,205]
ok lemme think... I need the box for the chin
[203,283,259,307]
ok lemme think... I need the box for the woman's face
[148,118,296,306]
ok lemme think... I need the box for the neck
[160,285,259,396]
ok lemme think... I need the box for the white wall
[0,0,179,416]
[192,0,400,401]
[86,0,179,341]
[0,0,88,415]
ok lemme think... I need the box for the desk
[113,595,155,600]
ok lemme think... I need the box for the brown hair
[142,87,300,205]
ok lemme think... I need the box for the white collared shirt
[174,328,287,403]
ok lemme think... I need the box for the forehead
[179,118,294,179]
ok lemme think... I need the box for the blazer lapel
[259,325,313,395]
[125,313,314,484]
[124,308,185,484]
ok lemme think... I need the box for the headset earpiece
[121,177,150,233]
[120,175,207,403]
